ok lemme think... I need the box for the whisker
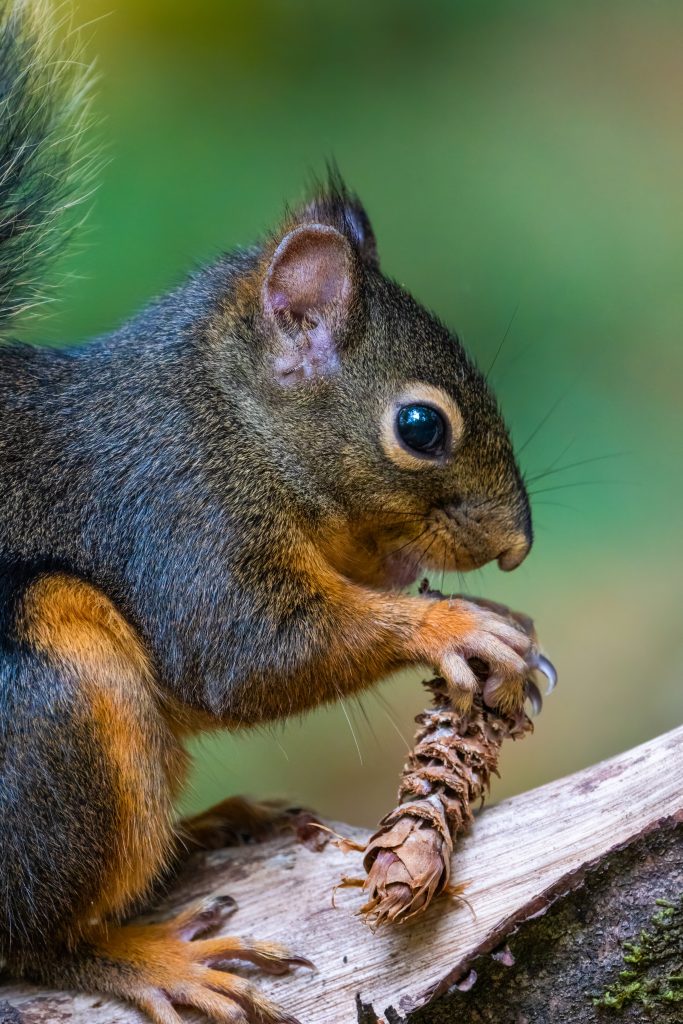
[419,530,440,570]
[353,693,380,748]
[371,691,411,751]
[525,436,576,482]
[530,479,634,496]
[379,513,429,533]
[526,451,626,485]
[384,524,432,559]
[533,499,582,512]
[456,536,483,593]
[334,686,364,766]
[486,302,520,380]
[390,527,439,603]
[516,378,581,456]
[273,735,290,761]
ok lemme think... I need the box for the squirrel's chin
[381,552,422,590]
[382,545,485,590]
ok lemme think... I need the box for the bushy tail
[0,0,94,332]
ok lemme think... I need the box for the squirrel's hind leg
[1,573,180,959]
[1,573,307,1024]
[32,898,307,1024]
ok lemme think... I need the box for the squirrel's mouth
[380,505,520,588]
[322,504,522,591]
[379,517,484,589]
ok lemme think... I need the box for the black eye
[396,404,446,455]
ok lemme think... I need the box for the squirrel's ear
[261,224,355,386]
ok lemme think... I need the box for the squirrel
[0,3,546,1023]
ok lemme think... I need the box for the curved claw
[528,652,558,694]
[524,678,543,715]
[288,955,316,971]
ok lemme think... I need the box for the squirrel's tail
[0,0,94,332]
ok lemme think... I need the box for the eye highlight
[396,404,445,455]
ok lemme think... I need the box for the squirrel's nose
[497,530,532,571]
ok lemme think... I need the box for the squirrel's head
[221,173,531,589]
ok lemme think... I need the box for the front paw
[450,594,557,711]
[419,597,538,714]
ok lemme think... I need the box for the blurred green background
[31,0,683,825]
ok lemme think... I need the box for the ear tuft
[262,224,355,386]
[296,165,379,268]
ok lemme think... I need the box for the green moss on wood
[594,896,683,1013]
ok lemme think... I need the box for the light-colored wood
[3,724,682,1024]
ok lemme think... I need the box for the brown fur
[20,575,184,929]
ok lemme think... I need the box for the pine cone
[358,679,534,926]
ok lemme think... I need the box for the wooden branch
[2,725,682,1024]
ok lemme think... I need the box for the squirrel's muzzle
[497,530,532,571]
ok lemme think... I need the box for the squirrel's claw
[524,678,544,715]
[525,651,557,695]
